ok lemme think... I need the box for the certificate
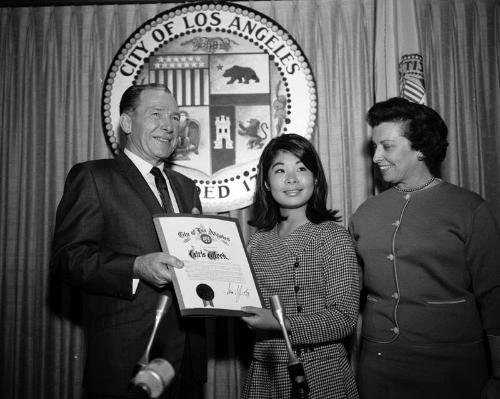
[153,214,263,317]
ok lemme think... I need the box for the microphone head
[132,358,175,398]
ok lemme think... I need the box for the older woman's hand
[483,335,500,398]
[481,378,500,399]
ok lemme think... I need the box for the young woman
[240,134,360,399]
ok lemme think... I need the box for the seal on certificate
[196,283,215,307]
[200,233,212,244]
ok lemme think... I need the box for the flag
[149,55,210,106]
[374,0,426,104]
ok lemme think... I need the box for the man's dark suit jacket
[51,152,206,396]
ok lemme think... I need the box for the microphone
[130,358,175,399]
[135,292,173,371]
[270,295,310,399]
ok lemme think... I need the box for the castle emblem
[214,115,233,149]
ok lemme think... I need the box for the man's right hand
[133,253,184,288]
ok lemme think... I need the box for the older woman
[349,97,500,399]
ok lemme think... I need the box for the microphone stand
[135,292,173,372]
[270,295,310,399]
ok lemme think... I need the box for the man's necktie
[150,166,174,214]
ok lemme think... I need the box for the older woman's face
[371,122,423,186]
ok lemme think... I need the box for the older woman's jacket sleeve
[467,202,500,335]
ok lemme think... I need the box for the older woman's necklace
[394,176,436,193]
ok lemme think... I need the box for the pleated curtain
[1,1,499,398]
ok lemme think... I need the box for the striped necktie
[150,166,174,214]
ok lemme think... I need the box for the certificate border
[153,213,263,317]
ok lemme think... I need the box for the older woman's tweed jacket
[241,221,360,399]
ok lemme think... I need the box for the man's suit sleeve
[51,163,136,298]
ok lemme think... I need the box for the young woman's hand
[241,306,289,331]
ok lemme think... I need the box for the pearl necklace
[394,176,436,193]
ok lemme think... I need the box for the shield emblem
[102,3,317,212]
[141,52,271,175]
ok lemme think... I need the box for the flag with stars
[149,55,210,106]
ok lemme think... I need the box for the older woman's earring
[417,152,425,161]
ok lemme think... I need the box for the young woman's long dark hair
[249,133,341,230]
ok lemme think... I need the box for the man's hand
[241,306,285,331]
[133,252,183,288]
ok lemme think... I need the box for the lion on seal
[238,119,269,149]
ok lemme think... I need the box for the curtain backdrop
[1,0,499,398]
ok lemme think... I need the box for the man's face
[122,89,180,165]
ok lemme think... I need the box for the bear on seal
[222,65,260,84]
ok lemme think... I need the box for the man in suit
[51,83,206,399]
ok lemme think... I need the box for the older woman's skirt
[357,338,489,399]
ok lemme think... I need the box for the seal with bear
[223,65,260,84]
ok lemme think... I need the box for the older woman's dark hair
[367,97,448,176]
[119,83,172,114]
[249,133,340,230]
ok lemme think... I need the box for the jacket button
[294,261,299,268]
[294,285,300,292]
[391,292,399,299]
[297,306,303,313]
[390,327,399,334]
[386,254,394,261]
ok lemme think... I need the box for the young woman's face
[266,150,315,211]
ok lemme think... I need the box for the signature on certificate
[224,282,250,303]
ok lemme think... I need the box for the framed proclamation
[153,214,263,317]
